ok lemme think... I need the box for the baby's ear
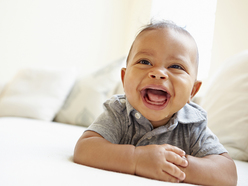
[188,80,202,103]
[121,68,126,87]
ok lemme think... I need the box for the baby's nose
[149,69,168,80]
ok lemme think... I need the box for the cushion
[200,50,248,161]
[54,57,126,127]
[0,83,5,96]
[0,68,76,121]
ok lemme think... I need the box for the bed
[1,52,248,185]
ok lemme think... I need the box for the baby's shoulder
[103,94,127,114]
[187,101,207,116]
[178,102,207,124]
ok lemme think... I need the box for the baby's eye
[138,60,152,66]
[169,64,184,70]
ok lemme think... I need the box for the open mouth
[141,87,171,110]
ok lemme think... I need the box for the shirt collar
[125,96,135,117]
[125,97,153,129]
[125,96,206,127]
[156,102,206,132]
[177,102,206,124]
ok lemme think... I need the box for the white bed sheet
[0,117,247,186]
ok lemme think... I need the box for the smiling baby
[74,20,237,185]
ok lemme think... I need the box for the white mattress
[1,117,247,185]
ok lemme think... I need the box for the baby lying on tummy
[74,20,237,185]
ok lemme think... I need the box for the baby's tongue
[146,89,167,102]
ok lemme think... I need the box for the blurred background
[0,0,248,94]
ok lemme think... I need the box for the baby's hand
[134,144,188,183]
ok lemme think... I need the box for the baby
[74,21,237,185]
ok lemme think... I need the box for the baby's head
[121,20,202,128]
[127,21,199,77]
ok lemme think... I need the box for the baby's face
[121,28,201,127]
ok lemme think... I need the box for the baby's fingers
[162,144,186,157]
[166,151,188,167]
[162,161,186,181]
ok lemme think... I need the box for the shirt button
[135,112,141,119]
[120,99,126,104]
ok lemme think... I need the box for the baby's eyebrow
[166,55,190,63]
[134,50,156,58]
[135,51,190,64]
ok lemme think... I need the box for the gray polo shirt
[87,95,227,157]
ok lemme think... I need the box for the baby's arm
[179,153,237,185]
[74,131,188,183]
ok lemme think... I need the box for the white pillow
[0,68,76,121]
[200,50,248,161]
[0,83,5,96]
[54,57,126,127]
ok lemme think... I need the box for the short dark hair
[126,20,199,70]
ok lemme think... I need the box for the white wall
[196,0,248,95]
[2,0,246,90]
[210,0,248,77]
[0,0,152,83]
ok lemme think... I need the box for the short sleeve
[190,120,227,157]
[86,96,126,144]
